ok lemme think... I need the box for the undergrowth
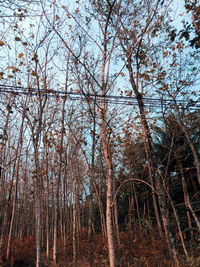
[2,228,199,267]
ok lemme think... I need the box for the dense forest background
[0,0,199,266]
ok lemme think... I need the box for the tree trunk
[99,2,117,265]
[125,59,180,266]
[88,99,96,265]
[53,173,59,266]
[176,112,200,185]
[72,179,77,267]
[178,161,200,232]
[35,194,42,267]
[99,118,116,267]
[113,176,120,246]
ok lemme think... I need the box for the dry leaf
[0,41,5,46]
[18,53,24,58]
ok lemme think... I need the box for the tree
[183,0,200,48]
[0,0,200,266]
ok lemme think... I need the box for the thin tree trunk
[99,2,117,265]
[132,181,141,228]
[53,172,59,266]
[99,92,116,267]
[106,163,115,267]
[99,115,116,266]
[45,147,50,260]
[35,194,42,267]
[6,112,25,260]
[46,201,49,259]
[88,98,96,266]
[0,203,7,267]
[34,144,43,267]
[178,161,200,232]
[63,170,67,247]
[128,195,134,233]
[0,109,13,266]
[72,179,77,267]
[176,112,200,185]
[113,177,120,246]
[53,60,68,266]
[165,185,189,261]
[93,180,107,238]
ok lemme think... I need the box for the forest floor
[2,230,200,267]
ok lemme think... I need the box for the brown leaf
[55,15,60,20]
[18,53,24,58]
[0,72,4,78]
[15,37,21,41]
[0,41,5,46]
[120,72,126,77]
[31,71,38,77]
[12,67,19,73]
[142,73,151,81]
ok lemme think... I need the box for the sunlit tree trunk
[34,144,43,267]
[99,2,117,265]
[113,176,120,246]
[0,111,12,266]
[88,99,96,266]
[72,178,77,267]
[26,93,47,267]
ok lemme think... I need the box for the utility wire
[0,84,199,110]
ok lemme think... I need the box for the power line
[0,84,199,110]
